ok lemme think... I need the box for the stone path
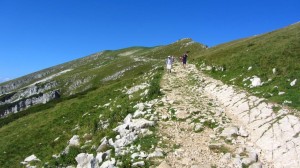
[155,63,300,168]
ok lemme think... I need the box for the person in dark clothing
[182,51,189,68]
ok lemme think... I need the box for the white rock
[133,103,145,111]
[103,103,110,107]
[99,158,116,168]
[108,138,114,146]
[133,110,146,118]
[272,68,276,74]
[139,151,148,158]
[96,153,104,164]
[54,137,60,142]
[126,83,149,95]
[132,161,145,167]
[278,92,285,95]
[220,126,239,138]
[283,100,292,104]
[290,79,297,86]
[24,154,40,163]
[248,66,252,71]
[238,126,249,137]
[52,154,60,158]
[69,135,80,146]
[250,76,262,87]
[148,150,164,158]
[129,119,155,130]
[124,114,132,124]
[242,157,254,166]
[75,153,94,168]
[131,152,140,159]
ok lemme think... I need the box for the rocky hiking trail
[20,62,300,168]
[155,63,300,168]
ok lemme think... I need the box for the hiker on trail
[182,51,189,68]
[166,55,173,73]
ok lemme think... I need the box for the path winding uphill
[156,62,300,168]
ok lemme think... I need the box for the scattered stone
[272,68,276,74]
[250,76,262,87]
[131,152,139,159]
[54,137,60,142]
[148,149,164,158]
[75,153,94,168]
[21,154,40,165]
[99,158,116,168]
[132,161,145,167]
[69,135,80,146]
[290,79,297,86]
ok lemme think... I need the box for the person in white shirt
[166,55,173,73]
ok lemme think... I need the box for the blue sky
[0,0,299,83]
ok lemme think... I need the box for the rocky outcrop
[195,65,300,167]
[0,90,60,117]
[0,68,60,95]
[0,81,57,106]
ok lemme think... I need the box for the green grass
[0,39,201,167]
[194,23,300,110]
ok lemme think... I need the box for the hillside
[194,22,300,110]
[0,39,206,167]
[1,22,300,168]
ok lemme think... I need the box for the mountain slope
[0,39,206,167]
[194,22,300,109]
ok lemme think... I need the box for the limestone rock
[290,79,297,86]
[99,158,116,168]
[69,135,80,146]
[21,154,40,165]
[238,126,249,137]
[75,153,94,168]
[148,149,164,158]
[250,76,262,87]
[132,161,145,167]
[220,126,239,138]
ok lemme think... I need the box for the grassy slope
[0,39,205,167]
[194,22,300,109]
